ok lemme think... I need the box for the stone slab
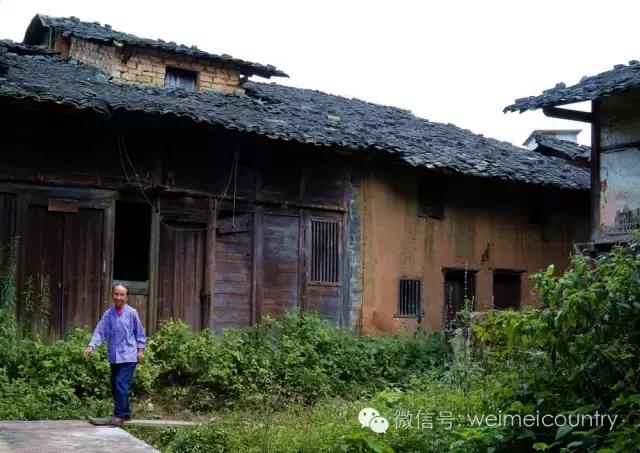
[0,420,158,452]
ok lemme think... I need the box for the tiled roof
[505,60,640,112]
[23,14,288,79]
[532,134,591,163]
[0,41,589,190]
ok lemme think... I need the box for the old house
[506,61,640,249]
[0,15,590,338]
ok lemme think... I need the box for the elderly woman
[84,284,146,425]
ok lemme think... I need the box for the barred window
[310,219,340,283]
[397,279,422,317]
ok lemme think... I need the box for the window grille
[398,279,422,317]
[310,220,340,283]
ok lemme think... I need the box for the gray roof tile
[505,60,640,112]
[0,41,589,190]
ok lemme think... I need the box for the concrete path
[0,420,158,452]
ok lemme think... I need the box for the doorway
[443,269,476,332]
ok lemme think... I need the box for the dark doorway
[493,270,521,310]
[113,201,151,282]
[443,269,476,331]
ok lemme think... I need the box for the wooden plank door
[21,205,104,339]
[157,223,205,330]
[62,209,104,333]
[212,213,253,332]
[22,205,64,339]
[443,270,475,332]
[304,213,343,324]
[258,212,300,320]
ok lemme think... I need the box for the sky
[1,0,639,147]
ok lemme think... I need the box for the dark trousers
[110,362,137,418]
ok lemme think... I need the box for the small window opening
[310,219,340,284]
[418,175,445,219]
[164,66,197,91]
[493,270,521,310]
[397,279,422,318]
[113,201,151,282]
[528,195,547,227]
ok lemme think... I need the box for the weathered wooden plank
[0,193,16,251]
[252,207,263,325]
[147,199,160,334]
[157,221,205,330]
[213,210,252,330]
[63,208,104,332]
[204,198,217,330]
[101,200,115,315]
[23,205,64,339]
[89,418,196,427]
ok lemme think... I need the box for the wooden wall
[0,101,350,336]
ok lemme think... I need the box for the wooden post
[591,99,601,242]
[251,206,263,326]
[204,198,217,330]
[147,198,160,334]
[101,199,116,316]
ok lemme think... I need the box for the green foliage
[470,233,640,451]
[146,312,450,408]
[129,423,230,453]
[5,233,640,452]
[0,237,19,374]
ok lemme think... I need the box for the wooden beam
[147,198,160,334]
[101,200,115,316]
[251,206,263,325]
[542,106,593,123]
[204,198,217,331]
[298,209,309,313]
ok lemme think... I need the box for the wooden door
[63,209,104,332]
[157,223,205,329]
[304,214,343,324]
[258,212,300,320]
[22,205,104,339]
[212,213,253,332]
[443,270,475,332]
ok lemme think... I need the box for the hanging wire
[118,128,154,210]
[117,131,131,184]
[117,127,240,232]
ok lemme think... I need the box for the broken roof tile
[0,41,589,190]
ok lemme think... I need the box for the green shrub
[129,423,229,452]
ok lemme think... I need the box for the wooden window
[164,67,197,91]
[418,175,445,219]
[397,279,422,318]
[310,219,340,284]
[493,270,521,310]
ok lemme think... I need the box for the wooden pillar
[100,199,116,315]
[147,198,160,334]
[251,206,263,326]
[204,198,218,330]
